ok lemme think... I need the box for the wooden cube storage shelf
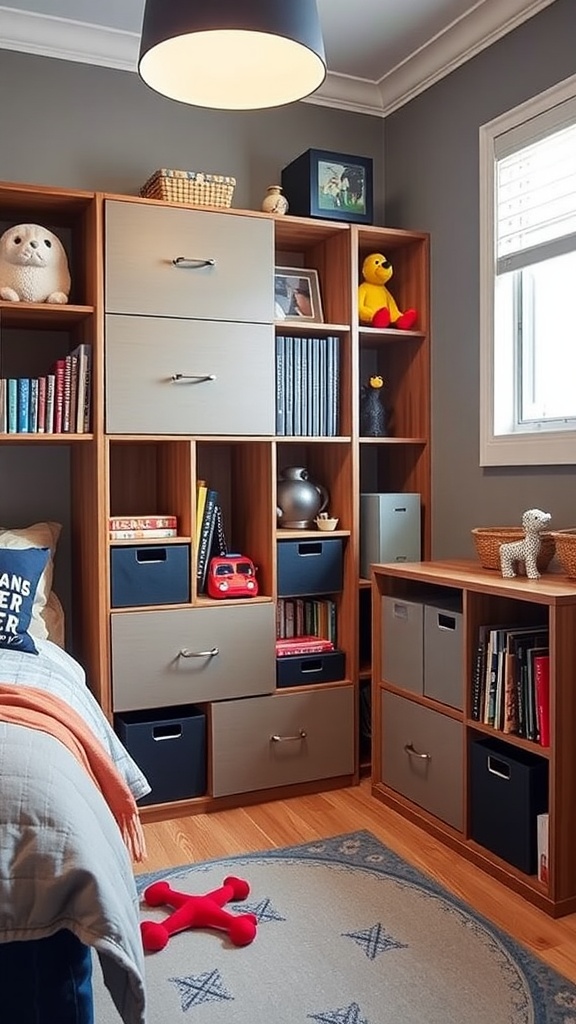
[371,559,576,917]
[0,180,432,817]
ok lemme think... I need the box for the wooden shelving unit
[371,558,576,917]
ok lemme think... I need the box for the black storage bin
[116,704,206,806]
[276,649,345,688]
[470,736,548,874]
[110,544,190,607]
[277,538,343,597]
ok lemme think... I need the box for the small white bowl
[315,517,339,532]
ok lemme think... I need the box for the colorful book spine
[8,379,17,433]
[0,378,5,433]
[37,376,47,433]
[53,359,66,433]
[45,374,56,434]
[195,481,208,550]
[109,528,178,540]
[17,377,30,433]
[108,515,178,531]
[28,378,39,433]
[275,334,285,435]
[534,653,550,747]
[196,489,218,589]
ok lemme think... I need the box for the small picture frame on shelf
[281,148,373,224]
[274,267,324,323]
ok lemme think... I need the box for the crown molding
[0,7,139,69]
[0,0,560,117]
[369,0,559,117]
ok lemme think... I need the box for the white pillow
[0,521,62,640]
[42,591,65,648]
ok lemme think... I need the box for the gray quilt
[0,640,151,1024]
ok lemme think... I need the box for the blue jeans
[0,929,93,1024]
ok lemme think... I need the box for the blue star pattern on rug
[308,1001,369,1024]
[232,895,286,923]
[169,968,233,1011]
[342,922,408,959]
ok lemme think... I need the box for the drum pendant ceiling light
[138,0,327,110]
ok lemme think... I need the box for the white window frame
[479,73,576,467]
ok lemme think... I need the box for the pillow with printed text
[0,547,51,654]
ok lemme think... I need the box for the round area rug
[93,832,576,1024]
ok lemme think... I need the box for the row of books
[277,597,337,644]
[471,623,550,745]
[275,635,335,658]
[275,334,340,436]
[108,514,178,541]
[195,480,227,592]
[0,343,92,435]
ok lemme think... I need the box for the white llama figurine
[499,508,551,580]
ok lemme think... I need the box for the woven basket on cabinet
[550,529,576,579]
[140,168,236,208]
[471,526,556,572]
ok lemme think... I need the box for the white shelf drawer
[111,603,276,712]
[105,314,275,435]
[211,684,355,797]
[105,199,274,322]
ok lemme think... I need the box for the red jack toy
[140,876,258,952]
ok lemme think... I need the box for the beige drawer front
[106,314,275,435]
[380,691,463,830]
[105,199,274,323]
[111,603,276,712]
[211,685,355,797]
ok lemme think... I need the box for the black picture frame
[282,148,373,224]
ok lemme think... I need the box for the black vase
[360,386,388,437]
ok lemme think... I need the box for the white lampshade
[138,0,327,110]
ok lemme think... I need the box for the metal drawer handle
[270,729,307,743]
[172,257,216,269]
[179,647,219,658]
[404,743,431,761]
[170,373,216,383]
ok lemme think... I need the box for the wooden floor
[140,778,576,985]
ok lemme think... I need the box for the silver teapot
[277,466,329,529]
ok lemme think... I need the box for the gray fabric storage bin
[423,600,463,709]
[381,596,423,695]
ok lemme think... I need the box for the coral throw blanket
[0,683,146,863]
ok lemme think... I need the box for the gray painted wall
[0,49,383,622]
[384,0,576,559]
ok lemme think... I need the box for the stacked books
[275,334,340,436]
[275,636,335,658]
[0,342,91,435]
[109,514,178,541]
[277,597,336,644]
[195,480,227,593]
[471,622,550,744]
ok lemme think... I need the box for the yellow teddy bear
[358,253,417,329]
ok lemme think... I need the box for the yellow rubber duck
[358,253,417,329]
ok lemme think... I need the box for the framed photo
[281,148,373,224]
[274,267,324,323]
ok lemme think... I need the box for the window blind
[496,111,576,274]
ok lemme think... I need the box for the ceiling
[0,0,557,117]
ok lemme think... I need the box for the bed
[0,637,151,1024]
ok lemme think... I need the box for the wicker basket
[471,527,556,573]
[140,168,236,208]
[550,529,576,579]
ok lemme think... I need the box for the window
[479,74,576,466]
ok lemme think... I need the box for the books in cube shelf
[108,515,178,531]
[275,636,334,657]
[109,528,178,540]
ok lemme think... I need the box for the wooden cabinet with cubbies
[371,559,576,917]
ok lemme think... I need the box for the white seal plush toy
[0,223,71,303]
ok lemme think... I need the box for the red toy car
[207,554,259,599]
